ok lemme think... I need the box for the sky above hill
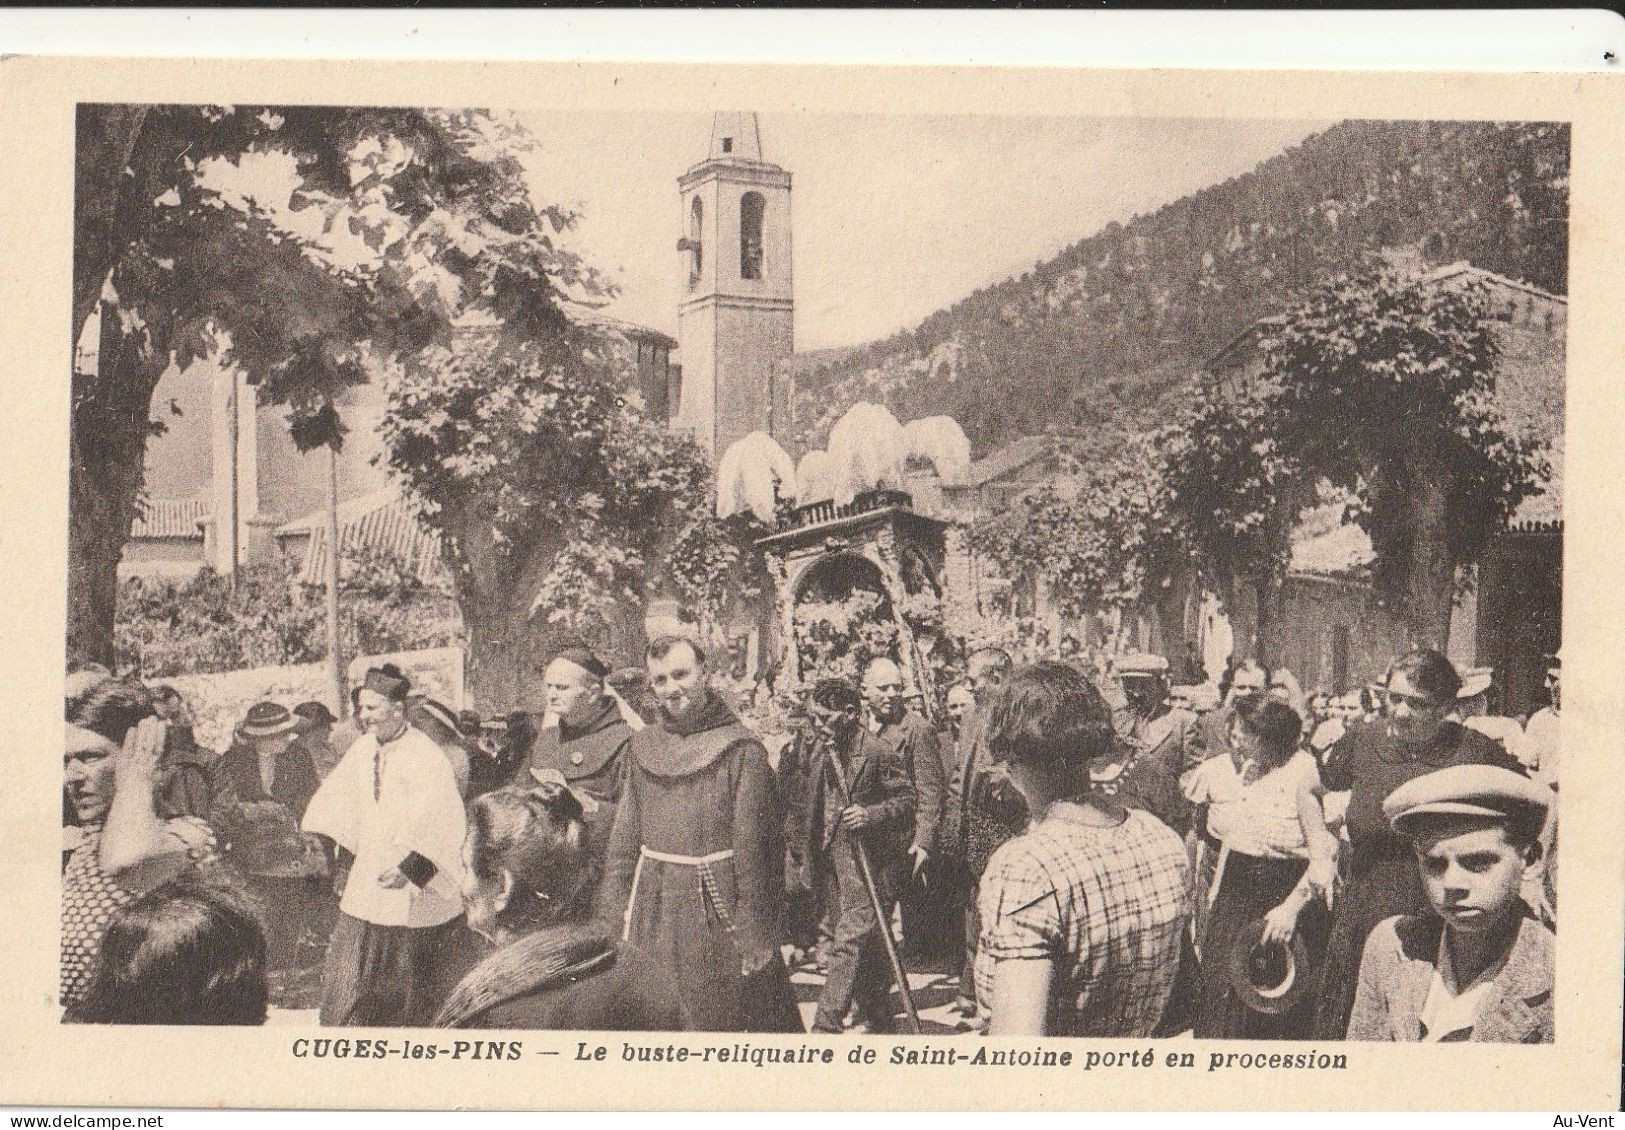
[513,111,1333,351]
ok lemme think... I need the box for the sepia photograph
[3,51,1622,1112]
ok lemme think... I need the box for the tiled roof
[276,488,446,587]
[946,433,1087,490]
[452,304,678,351]
[131,498,208,540]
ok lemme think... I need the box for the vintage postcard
[0,54,1622,1111]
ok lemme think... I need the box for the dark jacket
[517,698,632,889]
[813,728,916,899]
[777,726,821,898]
[873,711,945,855]
[1196,702,1246,768]
[947,707,1028,877]
[1116,700,1201,836]
[158,726,216,820]
[218,738,321,818]
[519,697,631,803]
[1347,911,1554,1043]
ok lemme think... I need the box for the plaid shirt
[976,805,1190,1037]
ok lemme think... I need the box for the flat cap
[1383,764,1552,839]
[1115,652,1169,676]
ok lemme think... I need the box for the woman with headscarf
[430,778,687,1030]
[1310,650,1526,1039]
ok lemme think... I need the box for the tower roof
[680,112,788,188]
[707,112,763,162]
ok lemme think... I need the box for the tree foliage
[968,435,1180,618]
[1254,269,1547,642]
[77,105,758,698]
[73,104,595,665]
[378,326,762,704]
[115,553,462,679]
[1158,384,1300,598]
[970,269,1548,655]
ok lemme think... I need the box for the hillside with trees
[790,120,1569,460]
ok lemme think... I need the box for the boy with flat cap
[1346,764,1554,1043]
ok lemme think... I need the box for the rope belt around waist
[640,846,735,866]
[623,846,737,941]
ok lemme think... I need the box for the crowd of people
[59,637,1559,1044]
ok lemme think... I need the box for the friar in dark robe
[598,636,803,1033]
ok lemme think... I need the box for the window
[721,136,733,153]
[740,192,765,280]
[687,197,703,290]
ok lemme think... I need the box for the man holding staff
[806,676,917,1035]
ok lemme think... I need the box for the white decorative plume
[826,402,906,505]
[795,449,841,505]
[901,415,971,483]
[716,431,795,522]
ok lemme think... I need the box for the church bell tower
[675,112,794,457]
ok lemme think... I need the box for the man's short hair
[646,635,706,667]
[862,655,902,681]
[149,684,181,705]
[1387,648,1462,707]
[984,660,1115,771]
[810,677,862,715]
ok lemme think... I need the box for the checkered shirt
[976,805,1190,1037]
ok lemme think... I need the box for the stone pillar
[765,552,799,686]
[207,362,260,575]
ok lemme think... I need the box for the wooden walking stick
[826,751,922,1035]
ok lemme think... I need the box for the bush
[116,552,464,678]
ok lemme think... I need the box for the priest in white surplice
[303,664,467,1026]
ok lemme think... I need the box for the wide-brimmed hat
[239,701,298,739]
[291,701,338,731]
[1227,917,1314,1016]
